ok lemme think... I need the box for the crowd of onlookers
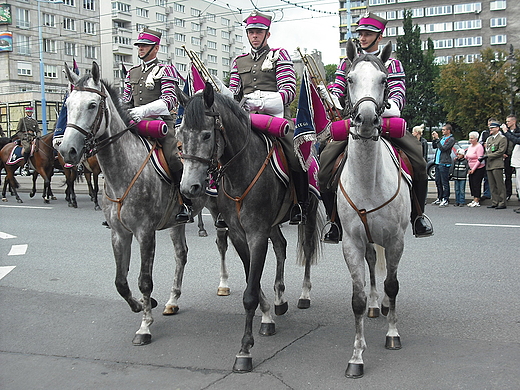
[422,115,520,213]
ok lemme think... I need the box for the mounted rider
[123,28,191,223]
[228,11,309,225]
[14,106,41,172]
[319,12,434,242]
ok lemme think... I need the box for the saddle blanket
[6,145,24,165]
[138,136,172,185]
[383,138,412,187]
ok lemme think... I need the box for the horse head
[345,40,392,140]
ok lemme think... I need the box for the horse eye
[202,132,211,141]
[88,102,97,110]
[347,77,353,84]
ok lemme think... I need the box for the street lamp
[37,0,63,135]
[507,44,516,115]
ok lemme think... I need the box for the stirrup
[321,221,341,244]
[412,214,433,238]
[175,204,192,223]
[289,203,306,225]
[214,213,228,229]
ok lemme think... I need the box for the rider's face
[357,31,382,51]
[247,28,270,50]
[136,44,159,61]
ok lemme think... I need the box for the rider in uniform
[228,11,309,225]
[122,28,191,222]
[14,106,41,173]
[319,12,434,242]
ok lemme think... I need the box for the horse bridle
[66,85,135,157]
[344,56,390,141]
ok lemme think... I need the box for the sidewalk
[6,172,102,196]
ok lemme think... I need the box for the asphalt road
[1,176,519,389]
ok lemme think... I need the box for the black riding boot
[22,149,31,175]
[321,190,342,244]
[411,179,433,238]
[289,171,309,225]
[172,169,192,223]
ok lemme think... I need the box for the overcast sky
[213,0,342,65]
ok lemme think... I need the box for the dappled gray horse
[59,61,228,345]
[177,83,322,372]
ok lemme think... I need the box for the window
[156,13,166,22]
[43,13,56,28]
[44,65,58,78]
[114,36,132,46]
[368,0,385,5]
[425,6,452,17]
[136,8,148,18]
[18,62,33,76]
[63,0,75,6]
[384,27,398,37]
[235,34,242,43]
[424,22,453,33]
[85,45,97,59]
[207,13,216,22]
[16,8,30,29]
[454,36,482,47]
[113,2,131,13]
[176,63,187,72]
[454,3,482,14]
[433,39,453,49]
[114,54,130,64]
[173,2,185,13]
[191,8,201,17]
[208,55,217,64]
[136,23,148,31]
[207,27,216,36]
[221,31,230,40]
[490,18,507,28]
[83,0,95,11]
[44,39,57,53]
[159,45,168,54]
[222,44,230,52]
[222,57,230,67]
[455,54,480,63]
[64,18,76,31]
[17,35,30,55]
[155,0,166,6]
[386,11,397,20]
[454,20,481,30]
[490,35,507,45]
[84,21,96,34]
[192,23,200,31]
[191,37,200,46]
[490,1,506,11]
[174,18,185,28]
[208,41,217,50]
[175,33,185,42]
[222,18,230,26]
[175,47,185,57]
[434,56,452,65]
[65,42,77,56]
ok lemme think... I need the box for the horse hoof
[17,199,23,203]
[30,193,35,198]
[52,196,57,200]
[198,230,208,237]
[345,363,364,378]
[385,336,401,350]
[367,307,380,318]
[233,356,253,372]
[297,298,310,309]
[381,305,389,316]
[44,199,50,204]
[259,322,276,336]
[275,301,288,316]
[217,287,230,296]
[162,305,179,315]
[151,298,158,308]
[2,198,7,202]
[132,333,152,346]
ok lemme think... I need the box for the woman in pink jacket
[466,131,486,207]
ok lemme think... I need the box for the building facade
[339,0,519,64]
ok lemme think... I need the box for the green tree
[324,64,337,84]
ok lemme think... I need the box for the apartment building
[339,0,519,64]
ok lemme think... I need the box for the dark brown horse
[1,132,57,203]
[57,154,102,209]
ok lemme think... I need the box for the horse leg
[382,244,403,351]
[92,171,101,211]
[216,227,230,296]
[258,287,275,335]
[344,243,368,379]
[30,171,38,198]
[197,211,208,237]
[3,168,22,203]
[163,225,188,315]
[269,225,288,315]
[365,244,380,318]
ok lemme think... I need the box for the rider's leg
[289,169,309,225]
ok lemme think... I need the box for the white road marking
[0,205,53,209]
[0,232,17,239]
[0,266,16,281]
[456,223,520,228]
[8,245,28,256]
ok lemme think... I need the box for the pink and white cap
[244,11,272,30]
[134,28,162,46]
[357,12,387,33]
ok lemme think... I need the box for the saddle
[6,145,25,165]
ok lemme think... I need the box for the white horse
[337,40,411,378]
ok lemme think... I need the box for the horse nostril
[354,113,363,125]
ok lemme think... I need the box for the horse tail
[296,196,324,266]
[374,244,387,278]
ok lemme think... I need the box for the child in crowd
[449,149,470,206]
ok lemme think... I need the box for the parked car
[426,140,468,180]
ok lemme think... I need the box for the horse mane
[75,74,135,133]
[183,91,249,131]
[351,53,389,75]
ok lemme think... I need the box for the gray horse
[176,83,322,372]
[59,62,228,345]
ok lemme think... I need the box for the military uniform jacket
[485,133,507,170]
[15,116,40,141]
[127,59,163,108]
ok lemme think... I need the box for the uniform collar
[142,58,158,72]
[251,45,270,61]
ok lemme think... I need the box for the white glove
[129,99,170,123]
[52,135,63,150]
[244,91,284,118]
[382,99,401,118]
[145,66,164,90]
[213,76,234,99]
[317,84,343,110]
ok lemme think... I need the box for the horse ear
[64,62,79,85]
[379,41,392,64]
[92,61,101,84]
[346,39,358,63]
[176,84,189,107]
[203,82,214,109]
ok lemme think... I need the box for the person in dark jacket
[432,123,456,207]
[449,149,470,206]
